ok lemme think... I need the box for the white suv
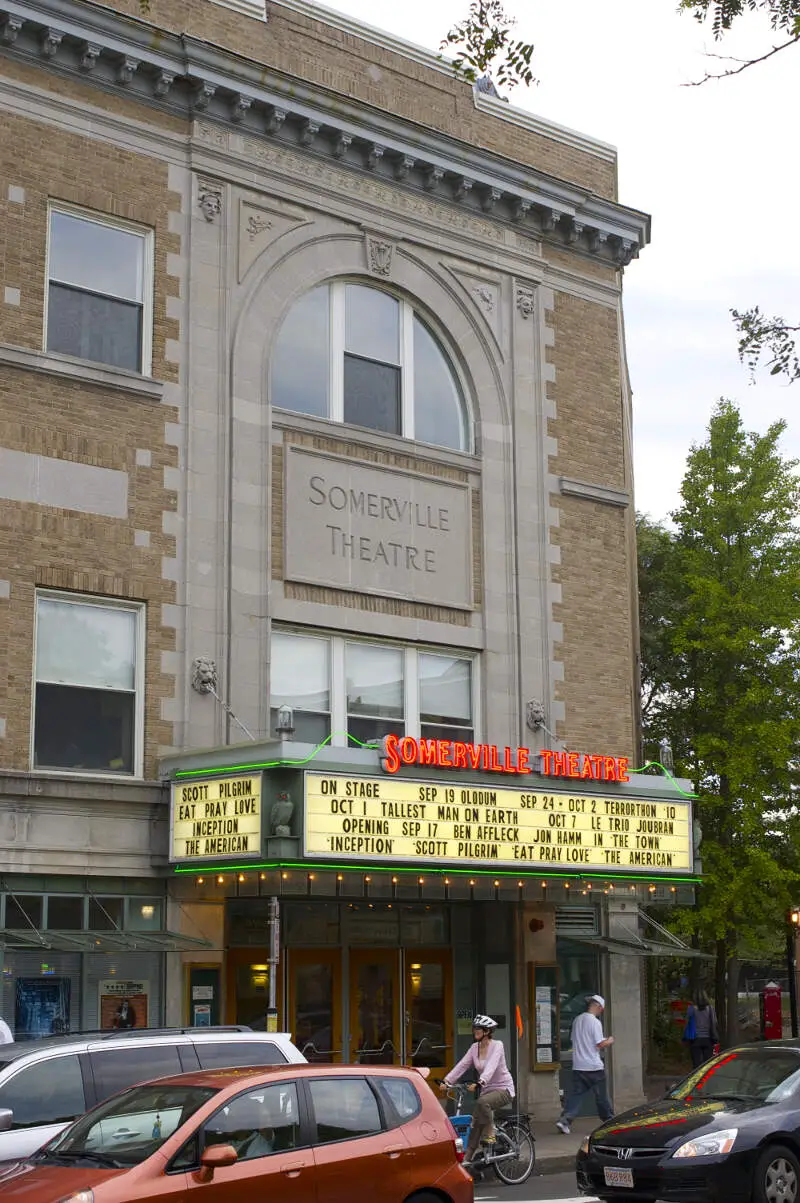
[0,1026,305,1163]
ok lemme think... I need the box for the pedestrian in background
[684,991,718,1067]
[556,994,614,1135]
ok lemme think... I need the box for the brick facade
[0,110,183,781]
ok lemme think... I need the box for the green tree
[441,1,535,90]
[680,2,800,382]
[636,514,686,736]
[639,400,800,1041]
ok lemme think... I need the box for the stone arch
[231,231,510,443]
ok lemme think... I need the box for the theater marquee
[304,773,692,874]
[170,774,262,861]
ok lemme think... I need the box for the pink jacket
[444,1039,515,1097]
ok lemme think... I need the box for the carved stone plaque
[284,447,473,610]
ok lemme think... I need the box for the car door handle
[383,1146,405,1159]
[280,1158,311,1177]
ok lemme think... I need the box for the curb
[537,1153,578,1175]
[471,1152,576,1186]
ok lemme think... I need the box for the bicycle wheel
[492,1124,535,1185]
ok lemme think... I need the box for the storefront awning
[564,933,713,960]
[0,929,212,953]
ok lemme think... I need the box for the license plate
[604,1167,634,1188]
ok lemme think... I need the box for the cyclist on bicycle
[441,1014,514,1166]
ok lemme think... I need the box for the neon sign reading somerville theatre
[380,735,629,783]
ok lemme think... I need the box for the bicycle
[444,1085,535,1185]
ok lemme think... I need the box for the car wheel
[754,1144,800,1203]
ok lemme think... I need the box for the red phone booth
[760,982,783,1040]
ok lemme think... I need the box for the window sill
[272,409,481,473]
[0,343,164,400]
[27,766,146,785]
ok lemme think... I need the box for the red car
[0,1062,471,1203]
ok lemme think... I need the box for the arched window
[271,282,470,452]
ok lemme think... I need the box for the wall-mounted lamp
[276,704,295,739]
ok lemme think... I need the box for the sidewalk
[532,1116,598,1175]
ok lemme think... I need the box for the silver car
[0,1025,305,1162]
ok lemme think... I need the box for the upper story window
[271,282,470,452]
[46,207,152,374]
[269,629,476,748]
[33,592,144,776]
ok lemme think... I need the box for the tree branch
[683,32,800,83]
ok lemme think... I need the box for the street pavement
[473,1169,594,1201]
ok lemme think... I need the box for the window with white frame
[271,282,470,452]
[46,207,152,373]
[269,631,475,746]
[269,630,331,745]
[33,593,144,775]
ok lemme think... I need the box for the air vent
[555,906,599,937]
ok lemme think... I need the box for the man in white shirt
[0,1016,13,1044]
[556,994,614,1134]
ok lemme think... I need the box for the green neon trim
[174,740,700,801]
[173,859,699,884]
[173,732,372,778]
[629,762,699,798]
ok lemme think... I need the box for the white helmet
[472,1014,498,1031]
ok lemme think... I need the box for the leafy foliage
[681,0,800,38]
[733,306,800,384]
[441,1,536,90]
[639,401,800,1039]
[678,4,799,383]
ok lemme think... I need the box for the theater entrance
[286,945,453,1084]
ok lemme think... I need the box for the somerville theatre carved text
[284,447,473,608]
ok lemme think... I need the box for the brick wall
[0,108,182,778]
[547,292,637,759]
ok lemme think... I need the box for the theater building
[0,0,697,1114]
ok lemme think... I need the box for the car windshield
[40,1083,217,1168]
[668,1049,800,1104]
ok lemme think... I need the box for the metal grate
[555,906,599,937]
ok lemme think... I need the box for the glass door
[349,948,401,1064]
[405,948,453,1089]
[226,948,273,1028]
[288,949,342,1063]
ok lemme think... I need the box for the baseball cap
[587,994,605,1008]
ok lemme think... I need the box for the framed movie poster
[99,979,149,1030]
[528,963,560,1071]
[15,977,71,1039]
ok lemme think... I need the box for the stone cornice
[0,0,650,264]
[559,477,630,508]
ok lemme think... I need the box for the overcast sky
[308,0,799,521]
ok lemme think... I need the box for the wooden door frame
[348,947,402,1065]
[404,947,454,1088]
[287,948,343,1063]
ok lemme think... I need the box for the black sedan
[577,1041,800,1203]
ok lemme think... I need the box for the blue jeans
[562,1069,614,1122]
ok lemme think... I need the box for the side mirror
[0,1109,12,1133]
[193,1144,238,1184]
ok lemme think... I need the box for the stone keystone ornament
[526,699,545,732]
